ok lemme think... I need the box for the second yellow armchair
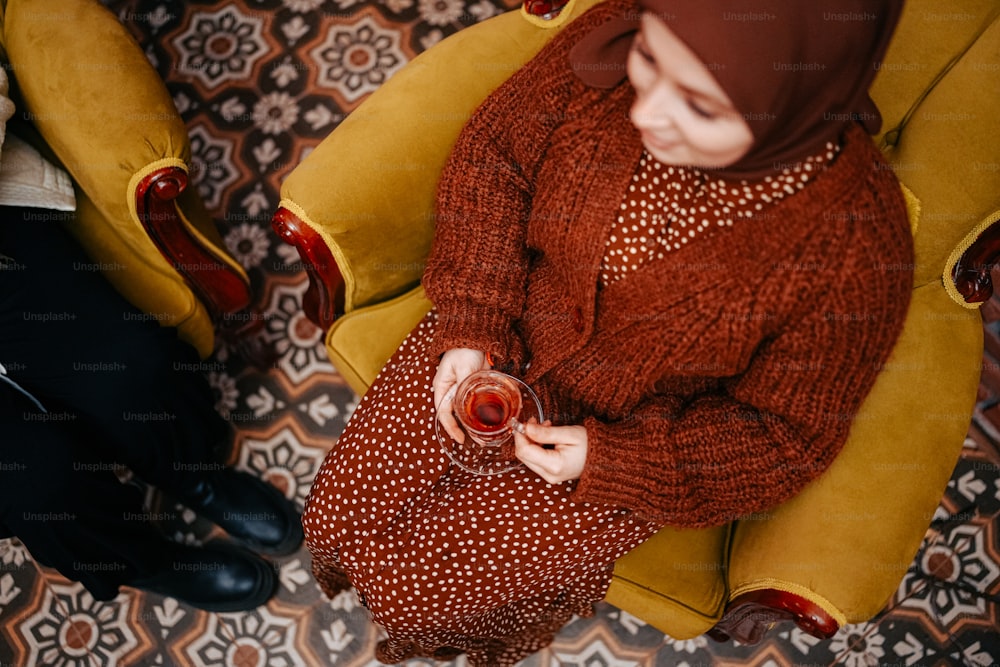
[1,0,252,358]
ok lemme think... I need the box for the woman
[303,0,912,663]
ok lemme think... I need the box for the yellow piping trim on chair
[730,579,848,628]
[278,197,357,314]
[943,208,1000,310]
[126,157,249,284]
[899,182,920,237]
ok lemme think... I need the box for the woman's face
[627,13,754,169]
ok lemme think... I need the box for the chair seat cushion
[326,286,433,397]
[606,523,731,639]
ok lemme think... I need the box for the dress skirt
[303,311,661,666]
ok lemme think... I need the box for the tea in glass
[454,371,522,447]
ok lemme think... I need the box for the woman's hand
[433,348,489,443]
[512,419,588,484]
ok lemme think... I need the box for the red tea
[462,387,512,433]
[454,371,523,447]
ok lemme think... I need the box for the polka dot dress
[600,144,838,284]
[303,314,661,666]
[303,146,837,666]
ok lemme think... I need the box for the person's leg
[0,208,301,556]
[0,380,278,610]
[0,384,162,601]
[0,207,228,488]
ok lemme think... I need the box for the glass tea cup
[436,369,544,475]
[454,370,523,448]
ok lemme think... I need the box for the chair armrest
[136,165,250,316]
[4,0,251,324]
[708,589,839,644]
[271,205,345,332]
[523,0,572,19]
[953,212,1000,303]
[141,167,264,363]
[277,0,602,315]
[277,10,531,315]
[3,0,190,208]
[722,284,981,639]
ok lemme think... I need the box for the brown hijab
[569,0,904,179]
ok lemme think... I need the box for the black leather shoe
[127,541,276,612]
[175,468,303,556]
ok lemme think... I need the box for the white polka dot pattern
[302,312,661,666]
[600,144,839,285]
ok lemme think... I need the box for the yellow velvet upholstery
[726,284,983,624]
[326,286,433,395]
[726,0,999,624]
[277,0,998,639]
[0,0,248,357]
[279,0,604,318]
[604,524,731,638]
[869,0,1000,295]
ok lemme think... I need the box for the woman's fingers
[437,385,464,443]
[432,348,488,444]
[512,419,589,484]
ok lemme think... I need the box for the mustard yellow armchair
[0,0,252,359]
[272,0,1000,643]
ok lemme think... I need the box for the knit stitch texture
[423,0,914,528]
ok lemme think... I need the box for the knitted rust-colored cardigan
[422,0,914,528]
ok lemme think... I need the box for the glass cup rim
[454,370,523,444]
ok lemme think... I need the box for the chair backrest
[723,0,1000,631]
[869,0,1000,304]
[280,0,602,314]
[287,0,1000,318]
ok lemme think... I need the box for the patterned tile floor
[2,0,999,665]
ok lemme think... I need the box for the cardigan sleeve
[571,228,914,528]
[422,3,622,367]
[421,100,536,366]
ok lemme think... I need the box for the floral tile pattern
[237,424,329,508]
[307,10,408,105]
[178,604,311,666]
[171,5,269,91]
[0,0,997,665]
[16,576,150,667]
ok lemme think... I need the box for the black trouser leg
[0,208,229,598]
[0,208,229,492]
[0,386,166,600]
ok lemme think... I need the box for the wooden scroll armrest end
[134,166,251,316]
[137,167,279,366]
[523,0,572,19]
[953,220,1000,304]
[707,589,840,645]
[271,206,346,333]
